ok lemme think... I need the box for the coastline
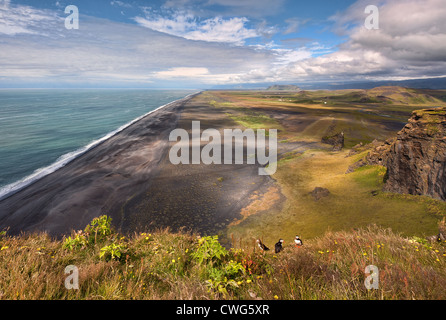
[0,92,200,235]
[0,91,201,202]
[0,91,280,239]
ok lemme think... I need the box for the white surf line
[0,91,202,201]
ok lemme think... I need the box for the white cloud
[153,67,210,78]
[134,11,259,45]
[162,0,285,18]
[266,0,446,83]
[0,4,274,87]
[0,1,60,36]
[110,1,132,8]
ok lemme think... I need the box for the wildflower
[436,259,440,262]
[274,295,279,299]
[145,237,149,240]
[172,259,175,263]
[363,252,367,256]
[237,281,243,285]
[246,279,252,284]
[0,246,8,251]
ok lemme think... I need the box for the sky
[0,0,445,88]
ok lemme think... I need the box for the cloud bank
[0,0,445,87]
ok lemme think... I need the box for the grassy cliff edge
[0,215,445,300]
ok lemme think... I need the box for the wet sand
[0,92,281,237]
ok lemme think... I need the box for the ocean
[0,89,195,199]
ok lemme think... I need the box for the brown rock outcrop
[321,132,344,151]
[346,107,446,201]
[383,108,446,201]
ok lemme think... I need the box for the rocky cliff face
[383,108,446,200]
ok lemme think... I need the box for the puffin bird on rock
[294,235,303,247]
[256,239,269,251]
[275,239,284,253]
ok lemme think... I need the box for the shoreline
[0,91,280,239]
[0,91,201,202]
[0,93,200,235]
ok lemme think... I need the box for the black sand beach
[0,92,281,237]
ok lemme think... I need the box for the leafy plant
[84,215,114,244]
[191,235,228,265]
[99,243,126,261]
[63,232,87,250]
[206,260,245,297]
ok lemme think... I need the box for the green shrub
[63,232,87,250]
[191,235,228,265]
[99,243,126,261]
[84,215,114,244]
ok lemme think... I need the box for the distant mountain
[209,77,446,91]
[266,85,301,91]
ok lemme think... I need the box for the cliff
[364,107,446,201]
[383,108,446,200]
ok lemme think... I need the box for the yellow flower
[363,252,367,256]
[0,246,8,251]
[274,295,279,299]
[172,259,175,263]
[246,279,252,284]
[436,258,440,262]
[145,237,149,240]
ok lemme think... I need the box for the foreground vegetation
[1,215,445,300]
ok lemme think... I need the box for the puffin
[256,239,269,251]
[294,235,303,247]
[275,239,284,253]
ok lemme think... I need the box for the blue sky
[0,0,445,88]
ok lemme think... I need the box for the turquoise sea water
[0,89,195,199]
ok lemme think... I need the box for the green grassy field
[204,88,446,247]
